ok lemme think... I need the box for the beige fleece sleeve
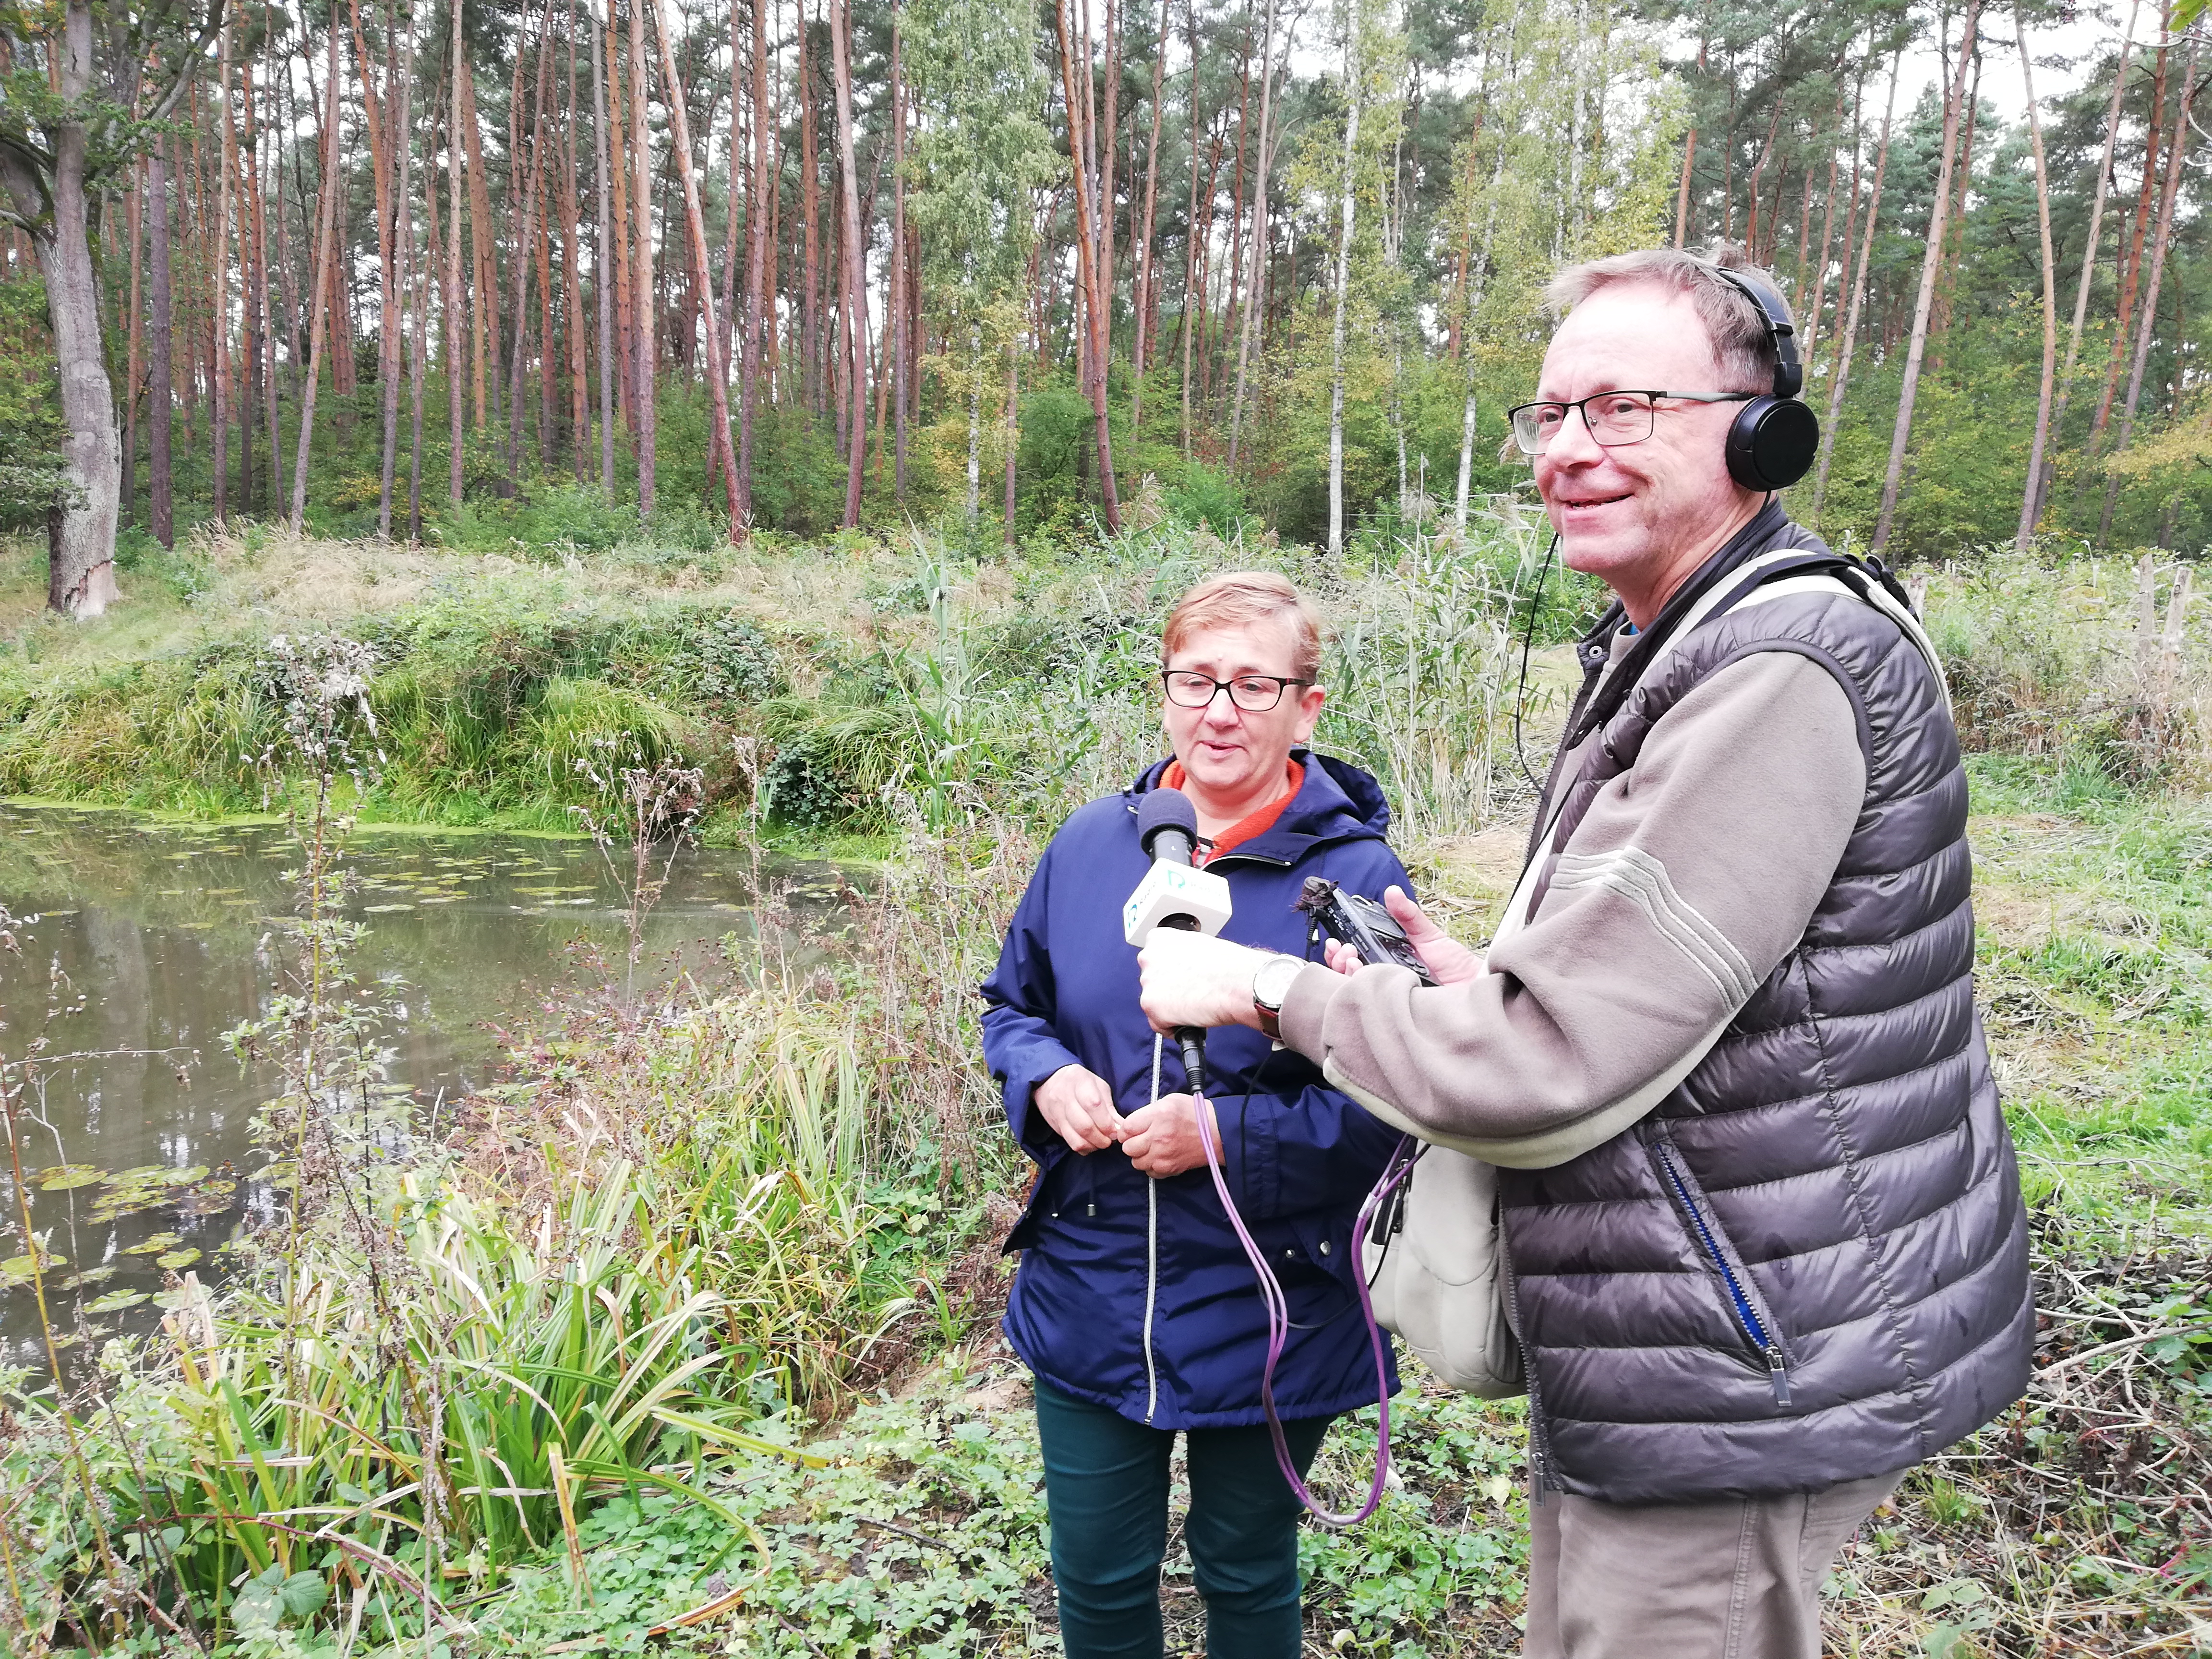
[1276,649,1866,1168]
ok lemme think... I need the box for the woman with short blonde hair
[982,571,1407,1658]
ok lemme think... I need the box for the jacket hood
[1124,749,1394,861]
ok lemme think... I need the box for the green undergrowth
[3,529,2211,1656]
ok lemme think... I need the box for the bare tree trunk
[380,1,417,536]
[561,8,588,479]
[1799,73,1851,363]
[448,8,468,504]
[1131,0,1168,439]
[829,0,867,526]
[631,0,658,516]
[1057,0,1122,528]
[2037,3,2139,524]
[800,0,822,421]
[965,330,982,529]
[2015,17,2058,553]
[149,139,175,549]
[406,51,430,540]
[1225,0,1275,472]
[506,6,552,491]
[650,0,744,539]
[2099,30,2197,543]
[1326,24,1359,559]
[1871,0,1979,557]
[1672,38,1704,247]
[1004,341,1020,544]
[2086,13,2170,460]
[738,0,769,518]
[291,21,345,533]
[0,0,123,611]
[592,3,617,491]
[890,3,908,498]
[123,156,143,528]
[1179,0,1202,455]
[210,20,233,527]
[1812,50,1899,525]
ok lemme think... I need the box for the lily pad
[1,1252,65,1283]
[35,1164,108,1191]
[62,1266,116,1288]
[155,1248,203,1270]
[161,1166,210,1186]
[106,1166,167,1187]
[83,1289,150,1314]
[124,1232,182,1256]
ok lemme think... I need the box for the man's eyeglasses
[1507,391,1757,456]
[1161,670,1311,713]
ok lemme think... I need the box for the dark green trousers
[1032,1379,1334,1659]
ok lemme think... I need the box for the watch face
[1256,955,1302,1010]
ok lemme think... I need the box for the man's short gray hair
[1545,242,1780,393]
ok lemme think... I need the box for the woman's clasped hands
[1033,1063,1222,1176]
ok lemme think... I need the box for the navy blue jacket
[981,753,1408,1430]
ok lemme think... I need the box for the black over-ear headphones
[1708,265,1820,493]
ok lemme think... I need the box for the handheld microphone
[1125,788,1233,1094]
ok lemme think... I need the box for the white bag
[1361,1145,1525,1398]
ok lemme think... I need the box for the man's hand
[1122,1092,1222,1178]
[1319,886,1486,986]
[1138,927,1270,1034]
[1033,1063,1123,1154]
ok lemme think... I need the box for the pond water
[0,805,845,1369]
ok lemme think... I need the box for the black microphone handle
[1159,913,1210,1095]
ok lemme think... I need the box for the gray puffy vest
[1506,517,2035,1505]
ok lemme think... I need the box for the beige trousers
[1522,1470,1902,1659]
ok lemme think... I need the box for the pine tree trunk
[150,141,174,547]
[380,0,415,536]
[2038,2,2139,525]
[561,9,589,480]
[631,0,658,516]
[0,0,123,611]
[210,21,232,527]
[738,0,769,519]
[1004,342,1020,543]
[448,10,468,504]
[2016,21,2059,553]
[2098,31,2196,543]
[650,0,744,538]
[1130,0,1167,440]
[890,7,908,499]
[291,21,345,533]
[1225,0,1275,473]
[829,0,867,527]
[1813,50,1899,525]
[1871,0,1980,557]
[800,0,822,421]
[592,4,617,490]
[1057,0,1122,528]
[2086,14,2170,459]
[1326,25,1359,559]
[123,156,142,527]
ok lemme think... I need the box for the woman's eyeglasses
[1160,670,1311,713]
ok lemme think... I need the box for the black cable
[1511,535,1560,792]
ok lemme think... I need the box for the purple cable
[1197,1102,1419,1528]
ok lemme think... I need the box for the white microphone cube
[1123,861,1235,946]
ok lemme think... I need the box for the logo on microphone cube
[1122,861,1235,946]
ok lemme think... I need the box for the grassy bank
[2,519,2209,1656]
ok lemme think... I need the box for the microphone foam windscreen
[1137,787,1200,855]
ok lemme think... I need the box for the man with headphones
[1138,244,2033,1657]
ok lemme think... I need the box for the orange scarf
[1160,758,1305,862]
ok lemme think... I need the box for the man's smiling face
[1533,283,1762,621]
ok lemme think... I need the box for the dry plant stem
[2,1064,128,1641]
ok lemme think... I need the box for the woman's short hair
[1162,572,1324,683]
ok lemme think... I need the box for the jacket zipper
[1651,1139,1792,1407]
[1494,1205,1554,1493]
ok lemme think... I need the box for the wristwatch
[1252,954,1304,1043]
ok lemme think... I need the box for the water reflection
[0,805,844,1367]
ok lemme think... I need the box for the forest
[3,0,2212,581]
[1,0,2210,1654]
